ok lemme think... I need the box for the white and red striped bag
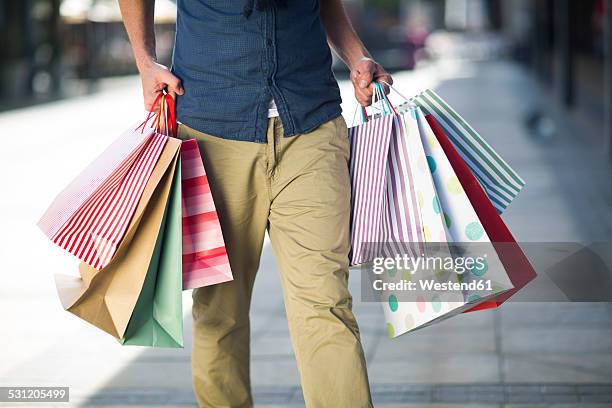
[37,127,153,241]
[180,139,233,289]
[38,92,173,270]
[38,130,167,270]
[40,93,233,288]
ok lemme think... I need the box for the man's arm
[118,0,183,111]
[320,0,392,106]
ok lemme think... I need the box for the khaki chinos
[179,115,372,408]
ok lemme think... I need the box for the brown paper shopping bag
[55,138,182,339]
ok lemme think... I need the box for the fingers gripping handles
[353,82,399,125]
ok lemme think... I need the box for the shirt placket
[263,10,276,140]
[264,8,295,137]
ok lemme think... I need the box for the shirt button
[266,38,273,46]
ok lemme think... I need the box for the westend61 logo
[369,253,494,293]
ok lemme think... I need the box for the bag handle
[134,92,178,137]
[164,93,178,137]
[374,82,398,116]
[135,92,163,133]
[352,81,398,125]
[378,80,418,109]
[156,93,178,137]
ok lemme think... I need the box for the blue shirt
[172,0,343,143]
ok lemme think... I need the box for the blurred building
[60,0,176,79]
[0,0,176,106]
[0,0,62,100]
[499,0,612,154]
[398,0,612,157]
[1,0,611,153]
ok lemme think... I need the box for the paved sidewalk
[1,60,612,407]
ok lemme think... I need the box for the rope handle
[134,92,177,137]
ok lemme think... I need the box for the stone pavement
[1,59,612,407]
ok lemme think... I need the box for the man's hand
[138,59,184,113]
[351,57,393,107]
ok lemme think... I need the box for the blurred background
[1,0,612,407]
[2,0,612,153]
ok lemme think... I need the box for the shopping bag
[352,84,516,338]
[378,107,462,338]
[348,114,395,265]
[158,93,233,289]
[414,107,514,298]
[180,139,233,289]
[349,94,449,265]
[48,93,233,346]
[349,88,471,338]
[397,108,448,247]
[37,126,154,239]
[38,131,167,270]
[381,105,512,338]
[378,114,425,259]
[407,89,525,214]
[121,157,183,347]
[426,114,536,311]
[55,138,182,339]
[38,92,177,270]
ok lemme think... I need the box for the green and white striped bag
[401,89,525,214]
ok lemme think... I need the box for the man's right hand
[137,59,184,113]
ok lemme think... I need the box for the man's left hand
[351,57,393,107]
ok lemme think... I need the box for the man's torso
[172,0,343,142]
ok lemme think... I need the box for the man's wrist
[134,51,157,72]
[348,54,373,71]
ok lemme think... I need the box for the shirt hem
[178,106,343,144]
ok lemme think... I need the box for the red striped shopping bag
[180,139,233,289]
[37,128,153,242]
[38,94,171,270]
[40,132,168,270]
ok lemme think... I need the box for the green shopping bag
[121,159,184,348]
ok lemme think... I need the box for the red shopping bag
[426,114,536,311]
